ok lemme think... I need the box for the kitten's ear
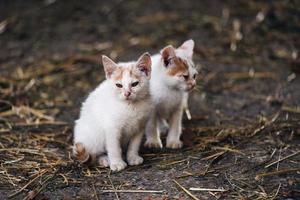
[161,45,176,67]
[179,39,194,58]
[136,52,151,76]
[102,55,118,79]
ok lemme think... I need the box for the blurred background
[0,0,299,123]
[0,0,299,199]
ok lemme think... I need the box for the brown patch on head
[111,52,152,82]
[112,66,140,82]
[167,57,189,76]
[112,67,124,81]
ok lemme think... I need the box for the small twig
[270,148,277,159]
[250,112,280,136]
[271,183,281,200]
[208,191,219,199]
[189,187,227,192]
[59,173,69,185]
[201,151,226,161]
[282,105,300,114]
[101,190,164,194]
[258,185,268,197]
[12,121,68,127]
[224,72,276,80]
[157,158,188,167]
[225,173,245,192]
[185,108,192,120]
[265,150,300,168]
[276,148,282,171]
[175,169,215,179]
[255,168,300,180]
[92,182,99,200]
[213,146,244,155]
[173,179,199,200]
[108,171,119,200]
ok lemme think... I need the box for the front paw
[144,138,163,149]
[166,139,183,149]
[109,160,127,172]
[127,154,144,166]
[98,156,109,168]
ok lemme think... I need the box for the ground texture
[0,0,300,199]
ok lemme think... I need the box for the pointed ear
[102,55,118,79]
[136,52,151,76]
[161,45,176,67]
[179,39,194,58]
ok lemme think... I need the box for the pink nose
[124,91,131,97]
[190,82,196,89]
[187,81,196,91]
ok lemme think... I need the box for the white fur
[74,54,152,171]
[145,40,197,149]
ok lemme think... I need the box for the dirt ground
[0,0,300,199]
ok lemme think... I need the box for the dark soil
[0,0,299,199]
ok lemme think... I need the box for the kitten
[145,39,197,149]
[73,53,152,171]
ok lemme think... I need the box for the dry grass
[0,57,299,199]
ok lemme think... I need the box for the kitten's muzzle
[186,80,196,91]
[124,91,131,99]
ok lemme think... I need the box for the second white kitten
[145,40,197,149]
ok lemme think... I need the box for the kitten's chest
[119,101,152,134]
[156,90,183,116]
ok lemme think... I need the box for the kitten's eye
[116,83,123,88]
[182,75,189,81]
[193,74,197,79]
[164,58,173,67]
[131,81,139,87]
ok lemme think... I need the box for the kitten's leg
[127,133,144,165]
[106,131,127,171]
[144,112,163,148]
[158,117,169,135]
[166,107,183,149]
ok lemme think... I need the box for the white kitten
[145,39,197,149]
[73,53,152,171]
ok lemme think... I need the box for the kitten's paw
[98,156,109,168]
[109,160,127,172]
[127,155,143,166]
[144,138,163,149]
[166,139,183,149]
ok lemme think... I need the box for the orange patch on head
[112,65,140,81]
[167,57,189,76]
[112,67,124,81]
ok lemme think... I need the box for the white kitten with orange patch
[145,39,197,149]
[73,53,152,171]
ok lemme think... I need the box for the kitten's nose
[189,83,196,90]
[124,91,131,97]
[187,80,196,91]
[191,80,196,88]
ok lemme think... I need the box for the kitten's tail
[73,143,93,164]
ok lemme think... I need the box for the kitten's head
[160,39,198,92]
[102,53,152,102]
